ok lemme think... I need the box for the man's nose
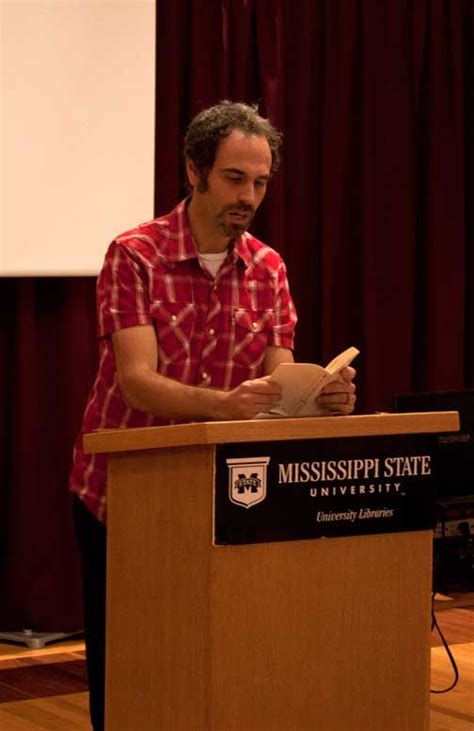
[237,182,256,206]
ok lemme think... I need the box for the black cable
[430,591,460,693]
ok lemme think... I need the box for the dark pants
[73,496,106,731]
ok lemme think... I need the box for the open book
[256,346,359,418]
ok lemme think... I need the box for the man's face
[187,129,272,238]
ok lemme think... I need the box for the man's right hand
[217,378,282,420]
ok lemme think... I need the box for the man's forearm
[119,367,229,421]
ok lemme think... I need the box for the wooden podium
[84,411,459,731]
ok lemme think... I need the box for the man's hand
[219,378,282,420]
[316,366,357,416]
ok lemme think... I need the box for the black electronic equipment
[393,390,474,591]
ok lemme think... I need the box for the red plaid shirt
[70,199,297,521]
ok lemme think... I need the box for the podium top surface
[83,411,459,455]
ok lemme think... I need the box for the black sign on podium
[214,434,438,545]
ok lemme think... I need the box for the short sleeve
[96,241,152,337]
[268,261,298,349]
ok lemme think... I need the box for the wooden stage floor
[0,594,472,730]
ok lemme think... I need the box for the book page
[324,346,360,374]
[268,363,328,416]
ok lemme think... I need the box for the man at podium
[70,101,356,731]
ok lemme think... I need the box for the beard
[216,202,256,237]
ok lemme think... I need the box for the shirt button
[252,322,258,331]
[202,372,208,380]
[170,315,177,323]
[209,328,215,336]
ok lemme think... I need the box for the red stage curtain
[1,0,473,629]
[0,279,97,630]
[154,0,474,408]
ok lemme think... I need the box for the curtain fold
[0,279,97,630]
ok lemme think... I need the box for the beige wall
[1,0,155,276]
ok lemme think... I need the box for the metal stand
[0,628,83,650]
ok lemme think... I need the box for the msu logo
[227,457,270,509]
[235,473,261,494]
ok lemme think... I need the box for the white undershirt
[198,250,228,278]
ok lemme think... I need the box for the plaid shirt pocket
[231,308,275,369]
[150,301,197,365]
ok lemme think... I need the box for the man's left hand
[316,366,357,415]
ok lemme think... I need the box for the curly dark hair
[183,100,282,191]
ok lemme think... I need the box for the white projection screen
[1,0,155,276]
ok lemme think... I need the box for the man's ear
[185,158,198,188]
